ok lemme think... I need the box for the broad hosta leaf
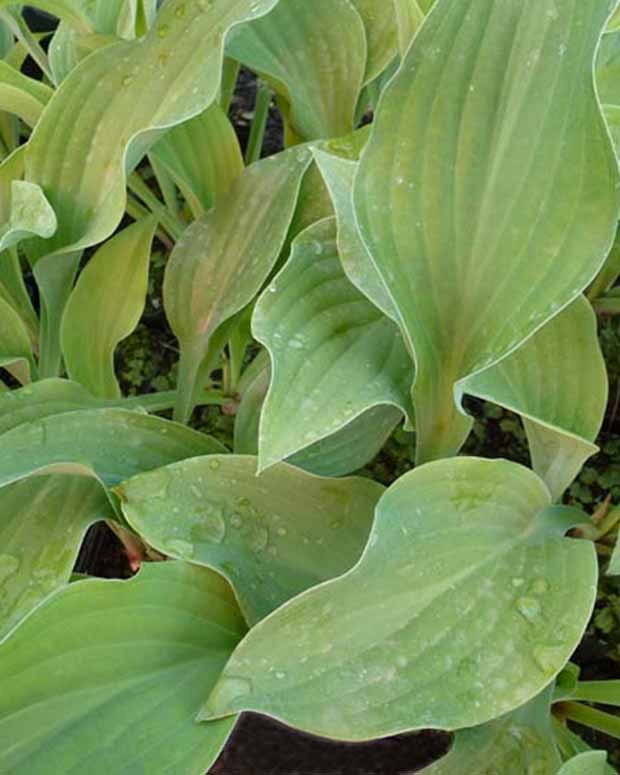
[353,0,620,463]
[117,454,383,625]
[420,688,561,774]
[226,0,367,140]
[559,752,609,774]
[0,561,245,774]
[23,0,280,262]
[253,218,412,472]
[0,475,112,640]
[349,0,399,83]
[234,359,405,477]
[0,294,35,384]
[61,217,156,399]
[203,458,597,740]
[463,297,607,500]
[164,146,313,422]
[0,408,226,489]
[149,103,244,218]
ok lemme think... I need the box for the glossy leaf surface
[204,458,597,740]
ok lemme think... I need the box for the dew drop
[209,459,220,471]
[533,645,564,674]
[209,675,252,707]
[157,24,170,38]
[276,526,287,537]
[230,513,243,529]
[122,74,133,86]
[529,577,549,595]
[515,597,541,624]
[275,671,286,679]
[250,526,269,552]
[175,3,186,17]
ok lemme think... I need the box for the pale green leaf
[463,297,607,500]
[0,561,245,774]
[420,688,561,774]
[0,293,34,383]
[353,0,620,463]
[559,752,609,774]
[164,145,313,423]
[254,217,412,472]
[149,103,244,218]
[0,246,38,342]
[118,454,383,625]
[0,1,92,34]
[597,29,620,106]
[23,0,281,262]
[608,531,620,575]
[0,474,112,639]
[349,0,399,83]
[0,408,227,488]
[203,458,597,740]
[393,0,425,58]
[61,217,156,399]
[226,0,367,140]
[0,60,52,126]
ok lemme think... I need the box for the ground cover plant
[0,0,619,772]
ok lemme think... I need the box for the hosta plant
[0,0,620,772]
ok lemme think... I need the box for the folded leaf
[0,475,112,640]
[0,561,245,774]
[203,458,597,740]
[353,0,620,463]
[226,0,367,140]
[149,103,244,218]
[0,60,52,126]
[463,297,607,500]
[254,217,412,471]
[393,0,425,58]
[349,0,399,83]
[420,687,560,774]
[118,454,383,625]
[559,751,609,774]
[164,145,313,422]
[61,217,156,399]
[23,0,280,262]
[0,408,226,489]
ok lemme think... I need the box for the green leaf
[353,0,620,463]
[61,217,157,399]
[0,1,92,34]
[420,687,561,774]
[393,0,425,58]
[23,0,281,263]
[609,531,620,575]
[149,103,244,218]
[0,474,112,639]
[117,454,383,625]
[0,293,35,384]
[463,297,607,500]
[226,0,367,140]
[203,458,597,740]
[0,60,52,126]
[349,0,399,83]
[0,408,227,489]
[0,247,39,342]
[597,29,620,106]
[164,146,313,423]
[0,561,245,774]
[253,217,412,472]
[558,751,609,775]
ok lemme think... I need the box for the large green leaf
[164,145,313,423]
[253,217,412,472]
[117,454,383,625]
[61,217,156,399]
[226,0,367,140]
[22,0,280,262]
[559,752,609,774]
[0,408,226,489]
[393,0,425,57]
[203,458,597,740]
[0,474,112,640]
[420,688,561,774]
[149,103,244,218]
[0,561,245,774]
[353,0,620,463]
[463,297,607,500]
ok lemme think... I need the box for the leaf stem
[245,80,272,165]
[557,701,620,739]
[219,57,240,114]
[127,172,185,242]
